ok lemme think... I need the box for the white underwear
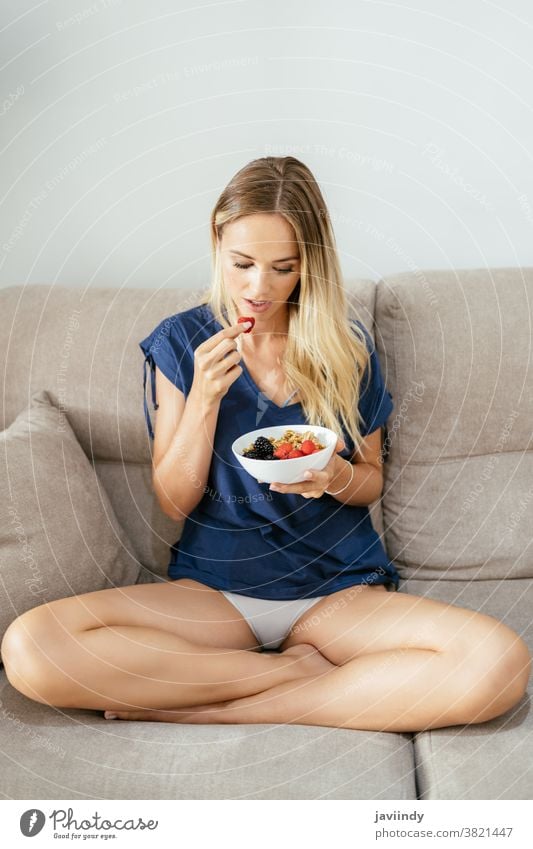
[220,590,325,651]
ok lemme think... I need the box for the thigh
[7,579,261,652]
[280,584,511,665]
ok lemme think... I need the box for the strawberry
[287,449,304,458]
[300,440,316,455]
[237,316,255,333]
[276,442,293,456]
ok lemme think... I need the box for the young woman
[2,157,529,733]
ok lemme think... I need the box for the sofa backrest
[376,267,533,581]
[0,281,385,581]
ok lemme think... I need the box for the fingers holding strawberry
[191,320,253,406]
[237,316,255,333]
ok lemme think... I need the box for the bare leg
[4,621,335,712]
[106,641,529,730]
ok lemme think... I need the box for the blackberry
[253,436,274,459]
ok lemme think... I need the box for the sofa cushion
[0,389,142,644]
[401,577,533,800]
[376,267,533,581]
[0,672,417,799]
[94,459,176,582]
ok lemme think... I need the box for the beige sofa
[0,270,531,800]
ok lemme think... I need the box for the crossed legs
[102,585,531,732]
[2,581,529,731]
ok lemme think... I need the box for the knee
[1,607,59,705]
[454,624,531,725]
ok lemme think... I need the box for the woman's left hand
[262,437,346,499]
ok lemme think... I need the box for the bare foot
[279,643,336,679]
[104,705,220,723]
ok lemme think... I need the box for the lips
[244,298,272,312]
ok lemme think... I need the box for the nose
[248,267,274,291]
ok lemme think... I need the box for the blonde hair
[203,155,373,453]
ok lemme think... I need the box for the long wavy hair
[202,156,374,453]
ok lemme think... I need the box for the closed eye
[233,262,294,274]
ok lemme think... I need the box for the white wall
[1,0,533,290]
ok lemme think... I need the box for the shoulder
[142,303,214,354]
[349,318,374,353]
[175,303,220,353]
[160,302,211,334]
[170,302,218,339]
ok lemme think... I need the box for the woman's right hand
[191,321,252,406]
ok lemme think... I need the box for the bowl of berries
[231,425,338,484]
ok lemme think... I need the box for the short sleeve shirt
[139,304,399,599]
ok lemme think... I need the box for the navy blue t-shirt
[139,303,399,599]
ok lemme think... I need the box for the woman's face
[219,213,301,328]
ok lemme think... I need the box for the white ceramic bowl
[232,425,338,484]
